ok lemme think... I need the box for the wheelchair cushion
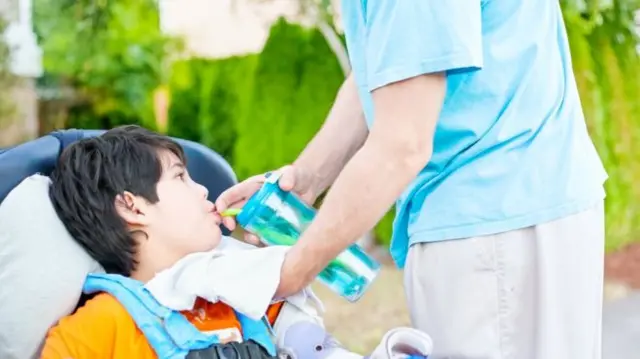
[0,129,238,359]
[0,174,104,359]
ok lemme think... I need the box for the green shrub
[286,28,343,168]
[564,4,640,251]
[167,56,258,162]
[233,18,344,180]
[0,16,16,126]
[166,59,207,143]
[65,104,148,130]
[374,209,395,246]
[34,0,179,131]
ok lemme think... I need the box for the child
[41,125,432,359]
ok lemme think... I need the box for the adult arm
[215,73,368,225]
[293,73,369,200]
[276,0,484,297]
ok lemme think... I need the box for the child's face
[143,151,223,258]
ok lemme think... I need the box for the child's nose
[197,183,209,199]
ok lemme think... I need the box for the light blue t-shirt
[341,0,608,268]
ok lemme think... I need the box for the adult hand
[215,165,318,245]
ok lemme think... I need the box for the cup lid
[236,172,281,229]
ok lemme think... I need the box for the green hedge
[564,5,640,251]
[167,56,258,163]
[34,0,175,132]
[233,18,344,179]
[0,17,16,125]
[167,18,344,182]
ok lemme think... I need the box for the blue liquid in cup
[236,174,380,302]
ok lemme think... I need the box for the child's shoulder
[55,293,134,330]
[42,294,141,358]
[79,292,129,316]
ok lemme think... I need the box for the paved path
[603,291,640,359]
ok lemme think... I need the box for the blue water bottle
[234,173,381,302]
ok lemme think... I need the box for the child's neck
[131,266,155,283]
[132,252,182,283]
[133,241,184,283]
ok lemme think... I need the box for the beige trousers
[404,202,604,359]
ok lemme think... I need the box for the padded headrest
[0,129,237,219]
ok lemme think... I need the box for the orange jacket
[41,293,283,359]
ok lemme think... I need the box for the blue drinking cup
[235,173,380,302]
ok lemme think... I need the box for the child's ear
[115,191,151,227]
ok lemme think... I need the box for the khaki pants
[404,202,604,359]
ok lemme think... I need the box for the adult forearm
[286,133,432,286]
[293,73,368,198]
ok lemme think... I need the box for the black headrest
[0,129,237,232]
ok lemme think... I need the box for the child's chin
[205,232,222,250]
[188,232,222,254]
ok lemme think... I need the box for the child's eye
[177,172,186,180]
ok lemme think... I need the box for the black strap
[186,340,278,359]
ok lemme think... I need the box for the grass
[311,265,410,354]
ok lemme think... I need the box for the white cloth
[145,236,323,321]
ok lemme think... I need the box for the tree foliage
[562,0,640,250]
[167,56,259,163]
[0,15,17,126]
[33,0,182,129]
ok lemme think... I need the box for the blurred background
[1,0,639,354]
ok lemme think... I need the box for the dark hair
[49,125,186,276]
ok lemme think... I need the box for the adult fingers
[215,174,265,212]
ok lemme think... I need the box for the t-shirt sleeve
[40,294,121,359]
[364,0,484,91]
